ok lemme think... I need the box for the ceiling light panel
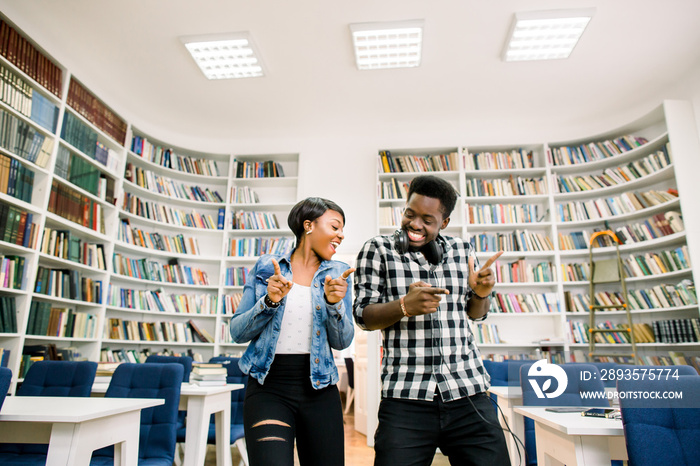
[503,9,595,62]
[350,20,424,70]
[181,33,265,79]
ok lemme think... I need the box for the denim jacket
[229,253,354,388]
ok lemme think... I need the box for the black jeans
[374,392,511,466]
[243,354,344,466]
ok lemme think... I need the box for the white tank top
[275,283,313,354]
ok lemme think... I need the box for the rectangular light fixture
[181,32,265,79]
[503,9,595,62]
[350,20,424,70]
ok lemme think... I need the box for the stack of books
[191,363,227,386]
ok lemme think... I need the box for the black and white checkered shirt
[353,234,491,402]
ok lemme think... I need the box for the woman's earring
[306,230,312,235]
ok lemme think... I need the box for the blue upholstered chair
[520,362,609,466]
[619,375,700,465]
[0,360,97,465]
[176,356,248,466]
[90,362,183,466]
[0,367,11,410]
[144,355,193,382]
[483,359,532,413]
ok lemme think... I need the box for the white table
[0,396,162,466]
[93,382,244,466]
[513,406,627,465]
[487,386,524,466]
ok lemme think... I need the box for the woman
[230,197,355,466]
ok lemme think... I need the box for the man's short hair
[407,175,457,219]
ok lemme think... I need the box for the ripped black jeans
[243,354,345,466]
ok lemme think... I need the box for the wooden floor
[202,399,450,465]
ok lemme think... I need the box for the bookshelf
[0,14,304,390]
[377,103,700,368]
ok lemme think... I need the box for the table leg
[183,393,232,466]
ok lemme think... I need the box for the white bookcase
[376,102,700,366]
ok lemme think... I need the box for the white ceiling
[3,0,700,144]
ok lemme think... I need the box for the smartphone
[581,408,616,418]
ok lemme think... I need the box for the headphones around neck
[393,229,444,265]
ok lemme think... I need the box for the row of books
[0,62,32,118]
[233,160,285,178]
[39,227,107,270]
[0,19,63,97]
[0,152,34,202]
[217,320,235,342]
[0,203,37,248]
[106,317,209,344]
[615,212,683,246]
[231,211,280,230]
[555,147,671,193]
[122,192,222,229]
[379,178,411,200]
[563,282,697,313]
[34,266,103,303]
[60,112,102,159]
[55,146,116,203]
[467,203,541,225]
[124,163,224,203]
[549,134,649,166]
[490,292,560,314]
[651,318,700,344]
[472,230,555,253]
[494,260,553,283]
[130,135,221,176]
[66,78,127,145]
[0,106,54,167]
[48,180,106,234]
[379,206,404,228]
[107,284,218,314]
[624,246,691,278]
[0,295,16,332]
[26,301,97,338]
[111,254,210,286]
[556,189,678,223]
[118,220,202,255]
[465,149,534,171]
[0,254,24,289]
[100,348,148,364]
[471,322,503,344]
[225,266,249,287]
[567,320,631,344]
[229,185,260,204]
[1,64,59,133]
[465,176,547,197]
[379,150,459,174]
[228,236,294,257]
[222,293,243,315]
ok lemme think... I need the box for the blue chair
[520,362,609,466]
[145,355,193,382]
[483,359,532,414]
[90,362,183,466]
[0,367,11,410]
[0,360,97,465]
[176,356,248,465]
[619,376,700,465]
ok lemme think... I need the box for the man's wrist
[400,296,410,318]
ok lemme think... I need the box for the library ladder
[587,231,641,364]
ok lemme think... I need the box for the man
[353,174,509,465]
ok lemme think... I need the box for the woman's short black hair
[288,197,346,242]
[407,175,457,218]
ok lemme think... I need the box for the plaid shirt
[353,234,491,402]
